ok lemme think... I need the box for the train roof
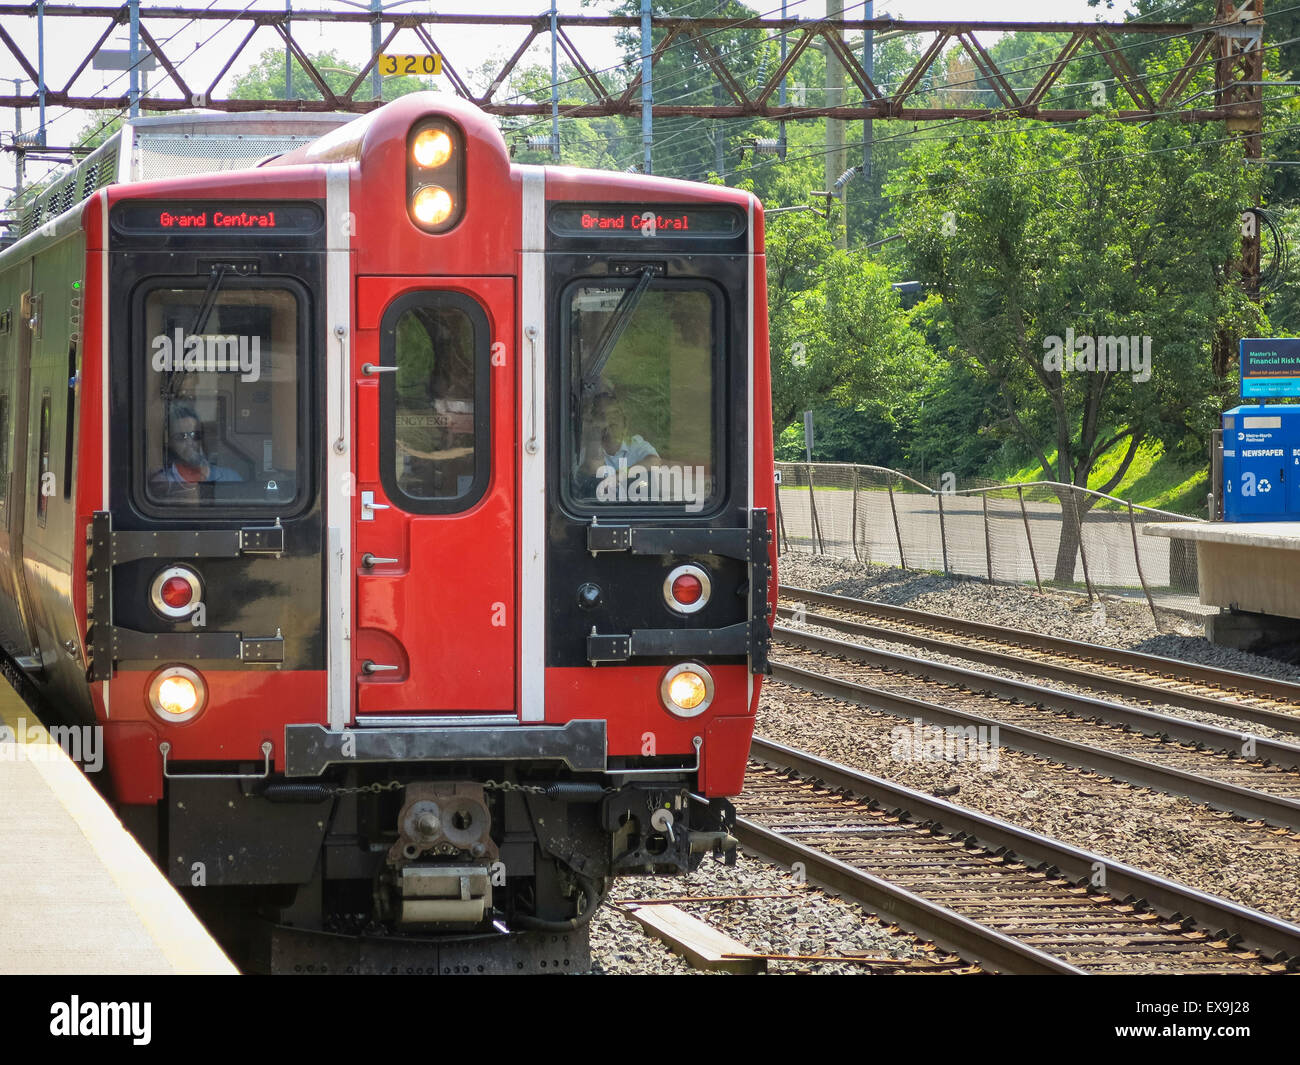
[4,111,354,245]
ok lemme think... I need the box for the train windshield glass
[138,283,303,508]
[566,281,719,511]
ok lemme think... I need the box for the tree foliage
[886,117,1263,570]
[228,47,431,102]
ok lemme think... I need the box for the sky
[0,0,1144,192]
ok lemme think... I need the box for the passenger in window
[575,378,662,499]
[150,402,243,497]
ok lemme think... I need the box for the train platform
[1144,521,1300,648]
[0,682,236,974]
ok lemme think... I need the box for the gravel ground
[784,612,1300,744]
[776,641,1300,800]
[778,551,1300,685]
[585,851,965,974]
[757,680,1300,924]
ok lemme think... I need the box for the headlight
[411,127,454,168]
[660,663,714,718]
[407,118,464,232]
[411,185,454,226]
[148,665,207,723]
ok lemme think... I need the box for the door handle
[362,363,399,375]
[525,325,539,455]
[361,553,400,567]
[361,660,400,674]
[361,491,390,521]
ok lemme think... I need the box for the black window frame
[377,289,491,515]
[0,391,9,508]
[558,275,727,518]
[35,391,51,527]
[128,274,314,520]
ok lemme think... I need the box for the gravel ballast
[777,551,1300,684]
[757,680,1300,924]
[586,852,955,974]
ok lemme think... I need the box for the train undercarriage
[123,756,738,971]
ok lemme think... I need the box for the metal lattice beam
[0,8,1263,124]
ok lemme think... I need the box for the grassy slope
[988,438,1208,516]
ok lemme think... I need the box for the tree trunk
[1052,485,1102,585]
[1053,499,1082,584]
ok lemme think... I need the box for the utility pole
[128,0,140,117]
[641,0,653,173]
[285,0,294,101]
[778,0,787,158]
[35,1,46,143]
[371,0,382,100]
[825,0,846,249]
[1211,0,1264,374]
[12,79,22,196]
[551,0,560,161]
[862,1,873,181]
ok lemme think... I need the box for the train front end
[91,94,774,954]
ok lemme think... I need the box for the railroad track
[770,634,1300,831]
[735,738,1300,975]
[779,585,1300,735]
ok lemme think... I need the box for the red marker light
[671,574,703,606]
[160,576,194,610]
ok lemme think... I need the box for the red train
[0,94,774,964]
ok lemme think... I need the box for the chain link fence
[775,463,1205,623]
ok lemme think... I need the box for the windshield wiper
[188,263,230,336]
[579,267,655,399]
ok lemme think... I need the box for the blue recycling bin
[1222,404,1300,521]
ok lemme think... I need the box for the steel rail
[769,660,1300,831]
[775,623,1300,764]
[780,584,1300,712]
[747,736,1300,966]
[733,817,1086,974]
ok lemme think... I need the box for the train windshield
[565,280,720,512]
[136,282,305,509]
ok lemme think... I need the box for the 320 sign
[379,53,442,76]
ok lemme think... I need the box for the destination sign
[548,204,745,239]
[112,202,323,236]
[1241,337,1300,398]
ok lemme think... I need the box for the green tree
[765,205,934,437]
[228,47,430,103]
[886,117,1264,579]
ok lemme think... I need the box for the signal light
[660,663,714,718]
[663,564,710,615]
[160,576,193,610]
[148,665,207,724]
[150,565,202,620]
[411,127,453,168]
[407,117,464,232]
[411,185,454,226]
[671,573,703,605]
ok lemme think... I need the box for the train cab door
[352,277,516,717]
[0,274,46,668]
